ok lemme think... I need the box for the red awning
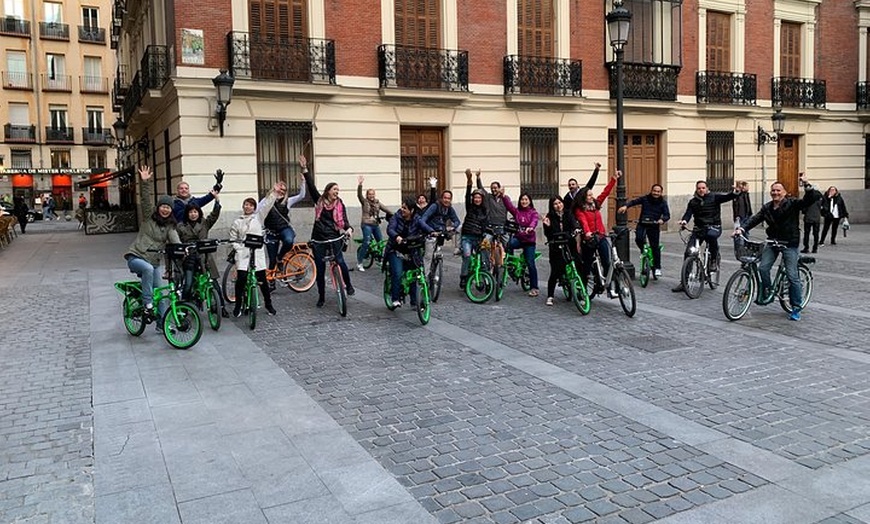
[12,174,33,188]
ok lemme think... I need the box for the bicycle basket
[243,234,265,249]
[166,243,189,259]
[735,240,764,263]
[196,239,219,254]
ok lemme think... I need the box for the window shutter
[518,0,553,57]
[395,0,439,48]
[780,22,801,77]
[706,11,730,72]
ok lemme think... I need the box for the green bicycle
[634,219,664,289]
[500,222,542,296]
[464,238,496,303]
[354,217,387,269]
[548,232,591,314]
[236,234,266,330]
[115,245,203,349]
[185,239,231,331]
[382,237,431,325]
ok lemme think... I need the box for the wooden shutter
[518,0,553,57]
[395,0,440,48]
[249,0,306,40]
[780,22,801,78]
[248,0,309,80]
[706,11,730,72]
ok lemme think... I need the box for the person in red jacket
[573,170,621,295]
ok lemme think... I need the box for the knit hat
[156,195,174,208]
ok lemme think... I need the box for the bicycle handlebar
[309,236,348,244]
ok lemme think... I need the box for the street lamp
[757,108,785,202]
[212,69,235,137]
[111,117,149,165]
[607,0,633,276]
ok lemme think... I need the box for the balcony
[113,65,128,112]
[2,71,33,90]
[608,62,681,101]
[78,25,106,44]
[4,124,36,143]
[228,32,336,85]
[121,45,170,121]
[0,17,30,37]
[42,74,72,92]
[773,77,826,109]
[80,76,109,94]
[82,128,113,145]
[45,127,75,143]
[858,82,870,110]
[696,71,756,105]
[39,21,69,40]
[378,44,468,92]
[503,55,581,97]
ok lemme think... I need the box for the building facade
[112,0,870,229]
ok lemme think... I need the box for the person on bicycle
[420,183,461,279]
[573,170,621,297]
[672,180,739,292]
[229,182,285,317]
[732,180,753,230]
[123,166,181,321]
[563,162,601,210]
[617,184,670,277]
[416,179,437,214]
[735,176,821,321]
[356,176,393,272]
[504,193,540,297]
[177,195,223,313]
[300,154,355,308]
[264,174,307,276]
[171,179,219,222]
[475,170,508,234]
[460,170,488,290]
[385,197,435,308]
[542,196,579,306]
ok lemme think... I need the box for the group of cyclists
[122,156,822,331]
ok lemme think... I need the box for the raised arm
[138,166,155,217]
[204,197,221,230]
[357,177,365,205]
[595,172,619,207]
[286,175,307,207]
[299,155,320,202]
[585,162,601,190]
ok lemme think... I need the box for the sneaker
[545,297,554,306]
[831,241,837,246]
[233,306,242,318]
[800,248,809,254]
[391,300,402,308]
[356,264,365,272]
[347,286,355,296]
[789,307,801,321]
[671,283,685,293]
[316,297,325,308]
[607,288,620,299]
[819,242,825,247]
[654,269,662,277]
[265,304,276,315]
[528,289,539,297]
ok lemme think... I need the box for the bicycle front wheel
[162,303,202,349]
[122,295,147,336]
[494,266,506,302]
[779,264,813,313]
[246,281,258,330]
[569,275,591,315]
[638,256,650,288]
[284,252,316,293]
[429,257,443,303]
[681,256,704,299]
[614,268,636,317]
[222,262,237,303]
[416,280,431,325]
[708,253,721,290]
[206,285,222,331]
[723,269,754,321]
[332,265,347,317]
[466,271,494,303]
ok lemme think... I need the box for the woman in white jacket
[230,182,285,316]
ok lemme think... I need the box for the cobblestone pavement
[1,220,869,523]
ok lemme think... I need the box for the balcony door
[706,11,730,72]
[248,0,309,81]
[780,22,801,77]
[395,0,441,88]
[516,0,554,94]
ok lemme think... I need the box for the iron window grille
[520,128,559,200]
[255,121,313,205]
[706,131,734,193]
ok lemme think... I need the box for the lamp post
[607,0,633,276]
[212,69,235,137]
[111,117,149,166]
[756,108,785,203]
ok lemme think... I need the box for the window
[49,105,67,129]
[86,107,103,131]
[6,50,27,87]
[11,149,32,168]
[519,127,558,200]
[82,6,98,28]
[780,21,801,77]
[46,53,66,89]
[50,149,71,169]
[254,121,312,199]
[248,0,309,81]
[83,56,102,91]
[9,102,28,124]
[706,11,730,72]
[44,1,62,22]
[706,131,734,192]
[395,0,440,48]
[517,0,553,57]
[400,127,444,201]
[621,0,682,65]
[88,149,106,169]
[249,0,307,41]
[4,0,25,18]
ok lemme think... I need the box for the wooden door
[706,11,730,72]
[780,22,801,77]
[400,128,445,201]
[776,134,800,197]
[517,0,554,94]
[249,0,309,81]
[607,132,660,228]
[395,0,440,88]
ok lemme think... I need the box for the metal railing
[81,76,109,93]
[696,71,756,105]
[2,71,33,90]
[608,62,681,101]
[39,21,69,40]
[82,128,113,144]
[45,127,74,143]
[772,77,826,109]
[228,32,336,84]
[503,55,582,96]
[121,46,170,121]
[378,44,468,91]
[78,25,106,44]
[4,124,36,142]
[41,74,72,92]
[0,17,30,36]
[113,65,128,111]
[857,82,870,110]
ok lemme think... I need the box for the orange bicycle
[222,242,316,303]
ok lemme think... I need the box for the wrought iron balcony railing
[113,65,129,112]
[39,21,69,40]
[78,25,106,44]
[772,77,826,109]
[45,127,74,143]
[378,44,468,91]
[607,62,681,101]
[4,124,36,142]
[42,74,72,92]
[121,71,143,121]
[696,71,756,105]
[81,76,109,93]
[82,128,113,145]
[121,46,170,121]
[228,32,336,84]
[1,17,30,36]
[857,82,870,110]
[2,71,33,90]
[503,55,582,97]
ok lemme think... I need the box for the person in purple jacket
[504,193,540,297]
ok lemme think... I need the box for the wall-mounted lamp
[756,108,785,151]
[212,69,235,137]
[110,117,150,159]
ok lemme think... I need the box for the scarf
[315,197,345,230]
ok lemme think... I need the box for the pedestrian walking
[819,186,848,246]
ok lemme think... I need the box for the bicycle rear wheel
[614,268,636,317]
[681,256,704,299]
[779,264,813,313]
[122,295,147,336]
[222,262,237,303]
[429,257,443,303]
[284,252,316,293]
[416,281,431,325]
[466,271,494,303]
[246,281,257,330]
[493,266,507,301]
[383,270,398,310]
[723,269,754,321]
[638,255,650,288]
[332,264,347,317]
[206,285,222,331]
[569,275,591,315]
[162,303,202,349]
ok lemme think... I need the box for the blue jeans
[460,235,482,277]
[507,237,538,289]
[267,227,296,269]
[386,251,417,302]
[357,224,382,264]
[126,256,167,316]
[759,245,802,308]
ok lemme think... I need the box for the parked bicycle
[585,229,636,317]
[722,235,814,321]
[223,238,315,303]
[633,219,664,288]
[500,221,542,295]
[547,231,590,315]
[114,244,203,349]
[679,225,720,299]
[382,236,432,325]
[310,236,350,317]
[464,237,496,304]
[354,217,387,270]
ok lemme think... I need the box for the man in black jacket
[736,175,821,321]
[672,180,739,292]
